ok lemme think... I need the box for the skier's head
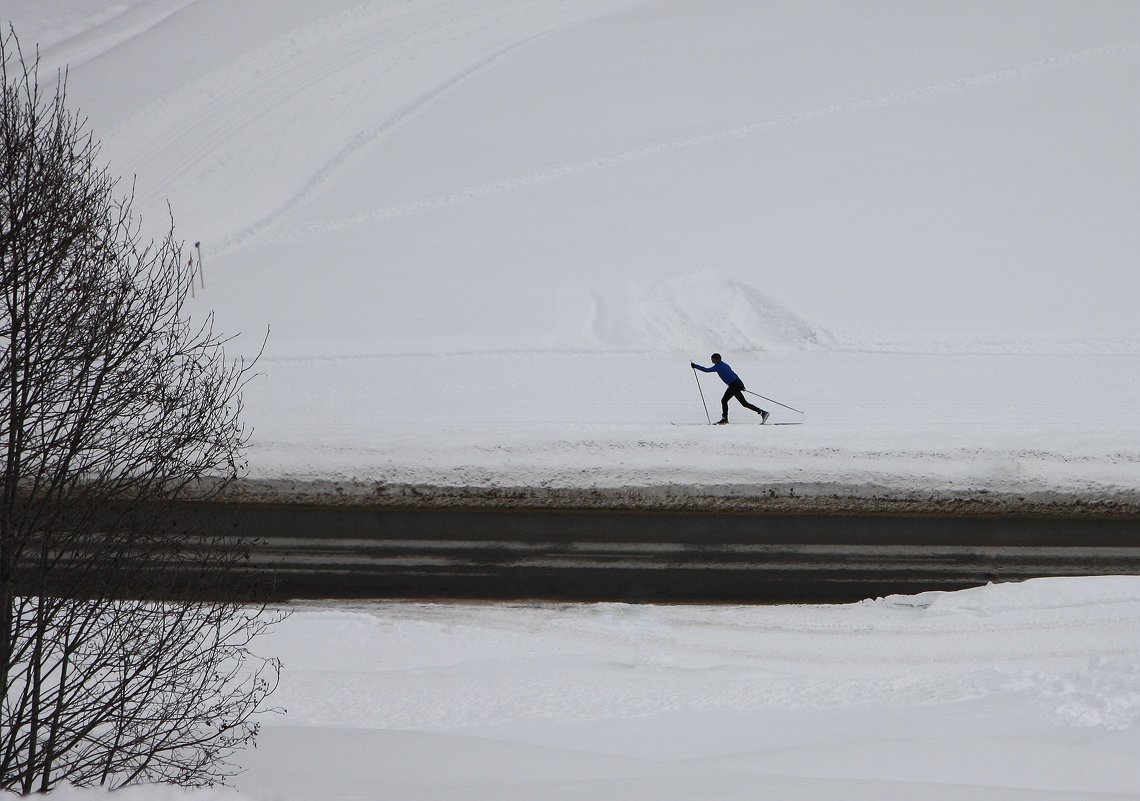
[711,353,722,363]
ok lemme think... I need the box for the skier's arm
[691,362,713,372]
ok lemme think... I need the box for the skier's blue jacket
[693,361,741,386]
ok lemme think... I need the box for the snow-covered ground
[44,576,1140,800]
[238,578,1140,799]
[6,1,1140,798]
[8,0,1140,498]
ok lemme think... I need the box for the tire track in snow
[241,40,1140,249]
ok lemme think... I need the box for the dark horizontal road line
[180,503,1140,604]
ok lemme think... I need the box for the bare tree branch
[2,26,280,792]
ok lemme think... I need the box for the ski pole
[743,389,804,415]
[691,363,712,424]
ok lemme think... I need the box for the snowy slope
[7,0,1140,498]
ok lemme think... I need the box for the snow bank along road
[181,497,1140,603]
[238,580,1140,801]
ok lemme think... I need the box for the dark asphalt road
[183,503,1140,604]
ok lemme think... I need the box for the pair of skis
[689,362,805,426]
[672,420,803,426]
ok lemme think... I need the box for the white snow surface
[37,576,1140,800]
[5,2,1140,799]
[6,0,1140,497]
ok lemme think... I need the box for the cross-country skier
[691,353,769,425]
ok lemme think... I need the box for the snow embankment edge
[204,478,1140,518]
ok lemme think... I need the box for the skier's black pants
[721,379,762,419]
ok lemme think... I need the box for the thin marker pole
[195,241,204,289]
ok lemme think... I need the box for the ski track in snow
[213,26,567,254]
[222,39,1140,253]
[118,2,482,202]
[34,0,200,70]
[84,0,644,248]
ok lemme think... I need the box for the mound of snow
[633,270,834,352]
[883,576,1140,614]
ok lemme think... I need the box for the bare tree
[1,28,279,792]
